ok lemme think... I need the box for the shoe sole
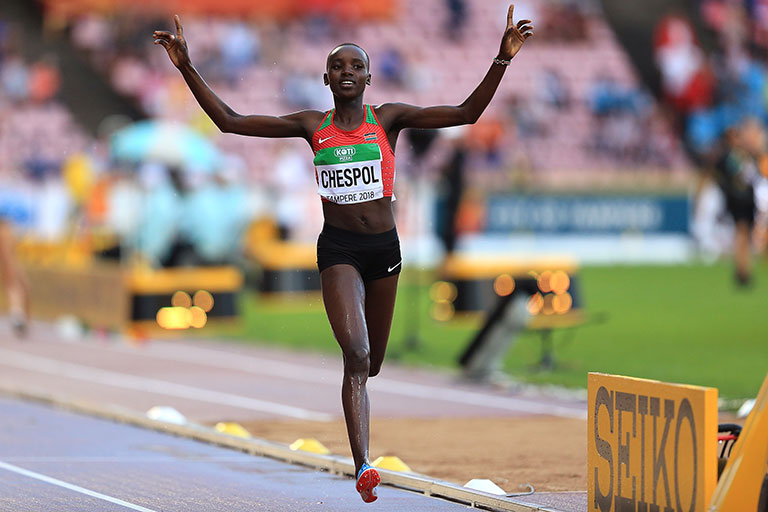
[356,467,381,503]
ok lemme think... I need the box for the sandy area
[234,413,746,493]
[238,416,588,493]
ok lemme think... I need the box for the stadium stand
[58,0,691,183]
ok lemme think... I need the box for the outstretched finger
[507,4,515,29]
[174,14,184,37]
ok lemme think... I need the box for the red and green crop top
[311,104,396,204]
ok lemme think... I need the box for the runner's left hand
[498,4,533,60]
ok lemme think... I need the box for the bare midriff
[322,197,395,233]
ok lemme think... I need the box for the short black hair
[326,43,370,70]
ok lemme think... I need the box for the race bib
[314,144,383,204]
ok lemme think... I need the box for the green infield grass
[226,261,768,400]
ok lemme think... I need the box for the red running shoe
[356,463,381,503]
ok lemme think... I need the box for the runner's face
[324,46,370,99]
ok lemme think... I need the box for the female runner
[153,6,532,502]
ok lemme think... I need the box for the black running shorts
[317,223,402,281]
[724,186,756,226]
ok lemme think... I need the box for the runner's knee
[343,345,371,375]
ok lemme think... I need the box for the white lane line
[2,456,260,463]
[107,342,587,419]
[0,460,159,512]
[0,349,334,422]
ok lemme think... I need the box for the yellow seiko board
[588,373,718,512]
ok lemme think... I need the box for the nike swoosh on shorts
[388,261,402,272]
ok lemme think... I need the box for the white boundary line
[0,349,334,422]
[2,456,261,463]
[0,460,159,512]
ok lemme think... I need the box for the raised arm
[376,4,533,131]
[153,15,322,140]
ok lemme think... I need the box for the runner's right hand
[153,15,189,68]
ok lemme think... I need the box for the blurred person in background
[132,163,183,267]
[27,54,61,104]
[26,160,71,243]
[444,0,468,41]
[654,11,713,118]
[538,67,570,111]
[102,167,142,261]
[0,52,29,103]
[271,143,313,240]
[153,6,532,502]
[716,117,766,287]
[217,21,260,85]
[0,219,29,338]
[180,158,252,265]
[435,127,468,255]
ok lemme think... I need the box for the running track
[0,324,586,423]
[0,396,481,511]
[0,323,588,511]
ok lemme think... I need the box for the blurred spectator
[588,74,661,164]
[753,0,768,52]
[701,0,751,48]
[435,128,467,254]
[180,160,251,265]
[284,69,328,110]
[62,152,96,226]
[71,14,113,64]
[654,12,713,114]
[214,156,253,257]
[27,160,71,242]
[589,73,645,117]
[111,51,147,98]
[402,49,434,93]
[755,155,768,253]
[1,54,29,103]
[105,169,142,258]
[710,47,767,123]
[540,1,589,41]
[378,46,405,86]
[271,143,313,240]
[715,117,765,286]
[444,0,468,41]
[0,219,29,337]
[455,188,486,235]
[467,117,505,167]
[132,163,182,267]
[691,172,732,258]
[538,68,570,111]
[218,21,260,85]
[505,93,548,139]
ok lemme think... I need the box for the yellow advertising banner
[588,373,718,512]
[24,263,129,331]
[708,372,768,512]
